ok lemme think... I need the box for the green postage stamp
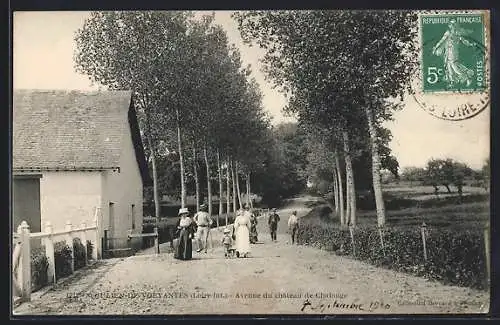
[421,13,486,93]
[413,10,490,121]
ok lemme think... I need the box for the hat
[200,203,208,211]
[178,208,189,216]
[223,228,231,234]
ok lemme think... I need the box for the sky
[12,11,490,170]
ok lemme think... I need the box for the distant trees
[400,167,427,185]
[481,158,490,191]
[424,158,473,195]
[399,158,487,196]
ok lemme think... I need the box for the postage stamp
[421,14,486,93]
[413,10,490,121]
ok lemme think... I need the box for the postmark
[413,10,490,121]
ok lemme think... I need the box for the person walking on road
[193,203,213,253]
[174,208,196,261]
[268,208,280,242]
[287,210,299,244]
[233,208,251,258]
[243,203,258,243]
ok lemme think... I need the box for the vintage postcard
[11,9,490,316]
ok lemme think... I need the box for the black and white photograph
[11,10,491,316]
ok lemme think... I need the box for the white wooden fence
[12,218,99,304]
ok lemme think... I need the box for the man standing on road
[268,208,280,242]
[287,210,299,244]
[193,203,213,253]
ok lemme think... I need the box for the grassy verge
[298,203,489,290]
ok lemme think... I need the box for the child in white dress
[222,228,235,258]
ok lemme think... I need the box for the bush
[86,240,94,260]
[54,241,72,279]
[31,246,49,291]
[73,238,87,270]
[297,206,488,290]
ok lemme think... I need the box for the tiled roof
[13,89,134,171]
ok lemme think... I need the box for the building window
[131,204,136,230]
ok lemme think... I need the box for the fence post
[92,219,98,260]
[349,224,356,257]
[154,226,159,255]
[19,221,31,301]
[103,230,108,257]
[43,221,56,285]
[95,207,103,260]
[12,229,23,297]
[65,221,75,274]
[421,222,428,262]
[378,225,386,257]
[484,222,490,282]
[81,222,88,266]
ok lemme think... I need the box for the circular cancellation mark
[412,10,490,121]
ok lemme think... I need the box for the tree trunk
[345,167,351,226]
[335,151,345,226]
[217,149,222,227]
[246,172,250,207]
[193,146,200,212]
[235,162,243,209]
[343,131,356,226]
[204,146,213,217]
[176,108,186,208]
[226,159,231,223]
[366,105,386,227]
[332,164,340,219]
[231,160,237,212]
[248,172,253,209]
[146,133,161,223]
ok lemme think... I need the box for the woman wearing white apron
[233,209,251,258]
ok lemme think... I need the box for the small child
[222,228,235,258]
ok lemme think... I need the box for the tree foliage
[425,158,473,194]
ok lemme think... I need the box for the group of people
[173,202,300,261]
[173,203,213,260]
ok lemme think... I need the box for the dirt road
[13,195,489,315]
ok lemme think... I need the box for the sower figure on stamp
[193,203,213,253]
[288,210,299,244]
[268,208,280,242]
[432,19,476,88]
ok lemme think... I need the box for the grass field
[304,183,490,230]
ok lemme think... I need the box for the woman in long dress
[245,204,258,243]
[233,209,251,258]
[432,19,476,88]
[174,208,195,260]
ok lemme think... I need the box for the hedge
[54,241,72,279]
[86,240,94,260]
[31,246,49,291]
[297,215,488,290]
[73,238,86,270]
